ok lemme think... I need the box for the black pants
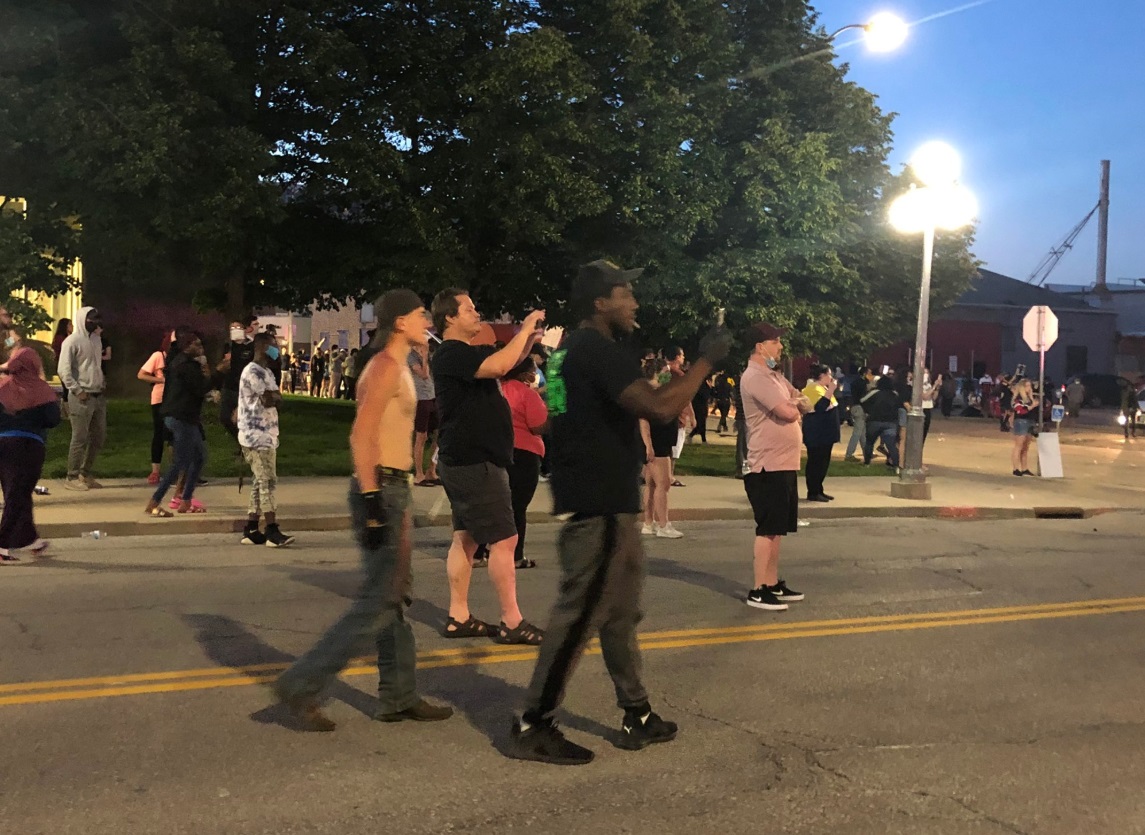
[345,377,358,401]
[716,400,731,433]
[150,403,168,466]
[805,444,833,498]
[0,437,46,550]
[923,408,933,441]
[507,449,541,563]
[219,389,239,441]
[688,411,707,443]
[940,395,953,417]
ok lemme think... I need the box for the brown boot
[272,681,336,732]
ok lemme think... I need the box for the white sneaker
[656,524,684,539]
[64,477,89,491]
[641,523,658,536]
[28,539,50,555]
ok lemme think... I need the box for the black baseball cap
[571,259,643,317]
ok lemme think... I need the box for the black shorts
[743,470,799,537]
[415,399,438,434]
[438,461,517,544]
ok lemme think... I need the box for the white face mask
[3,336,15,348]
[230,328,244,342]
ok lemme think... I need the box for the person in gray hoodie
[57,306,106,490]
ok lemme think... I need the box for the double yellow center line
[3,595,1144,708]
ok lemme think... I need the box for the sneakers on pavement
[656,524,684,539]
[746,585,788,611]
[768,579,804,602]
[507,718,594,765]
[265,524,295,548]
[374,698,453,723]
[83,476,104,489]
[241,525,267,546]
[641,522,659,536]
[615,707,678,751]
[63,477,89,492]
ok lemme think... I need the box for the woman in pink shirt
[138,331,175,484]
[502,356,548,569]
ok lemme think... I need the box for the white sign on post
[1023,305,1058,351]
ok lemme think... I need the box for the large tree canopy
[1,0,978,357]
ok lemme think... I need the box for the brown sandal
[145,504,174,518]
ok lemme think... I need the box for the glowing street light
[889,143,977,501]
[828,12,909,52]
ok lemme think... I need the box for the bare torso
[373,354,417,472]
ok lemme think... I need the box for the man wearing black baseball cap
[739,321,811,612]
[508,259,732,765]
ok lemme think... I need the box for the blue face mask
[765,356,778,370]
[3,336,15,349]
[266,346,280,361]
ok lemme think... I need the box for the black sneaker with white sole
[615,707,678,750]
[768,579,804,602]
[240,525,267,546]
[746,585,788,611]
[265,524,295,548]
[507,718,594,765]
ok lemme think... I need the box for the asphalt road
[2,514,1144,835]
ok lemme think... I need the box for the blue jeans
[864,421,899,467]
[275,478,418,712]
[151,417,206,504]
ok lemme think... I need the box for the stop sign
[1023,305,1058,351]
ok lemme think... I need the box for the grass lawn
[673,441,894,479]
[44,396,355,479]
[43,398,894,480]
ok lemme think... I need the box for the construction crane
[1027,204,1098,286]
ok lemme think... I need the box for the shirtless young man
[273,289,453,732]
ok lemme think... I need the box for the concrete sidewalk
[25,415,1145,539]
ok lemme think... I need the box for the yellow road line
[2,596,1143,708]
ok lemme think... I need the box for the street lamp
[828,12,909,51]
[888,141,977,500]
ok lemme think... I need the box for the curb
[37,505,1126,540]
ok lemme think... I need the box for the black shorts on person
[438,461,518,545]
[415,399,438,434]
[743,469,799,536]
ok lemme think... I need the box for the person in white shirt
[238,333,294,547]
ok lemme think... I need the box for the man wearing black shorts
[508,260,731,765]
[739,322,812,612]
[430,288,547,645]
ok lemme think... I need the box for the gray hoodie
[58,306,106,396]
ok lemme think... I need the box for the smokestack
[1096,159,1110,291]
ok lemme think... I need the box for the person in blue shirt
[0,346,62,561]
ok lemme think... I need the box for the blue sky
[816,0,1145,286]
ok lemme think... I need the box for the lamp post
[828,12,909,51]
[888,142,977,500]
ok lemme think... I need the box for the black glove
[361,490,388,549]
[699,325,734,364]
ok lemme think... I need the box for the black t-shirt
[548,328,643,516]
[224,339,256,391]
[431,340,514,468]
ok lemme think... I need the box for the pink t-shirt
[741,360,802,472]
[502,379,547,457]
[140,351,166,406]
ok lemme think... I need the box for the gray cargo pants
[67,394,107,479]
[522,513,649,722]
[275,476,418,713]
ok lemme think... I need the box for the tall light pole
[828,12,909,51]
[888,142,978,500]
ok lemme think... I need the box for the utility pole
[1096,159,1110,291]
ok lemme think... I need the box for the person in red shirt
[502,356,549,569]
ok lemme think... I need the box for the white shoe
[28,539,50,555]
[64,477,89,491]
[656,524,684,539]
[641,523,658,536]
